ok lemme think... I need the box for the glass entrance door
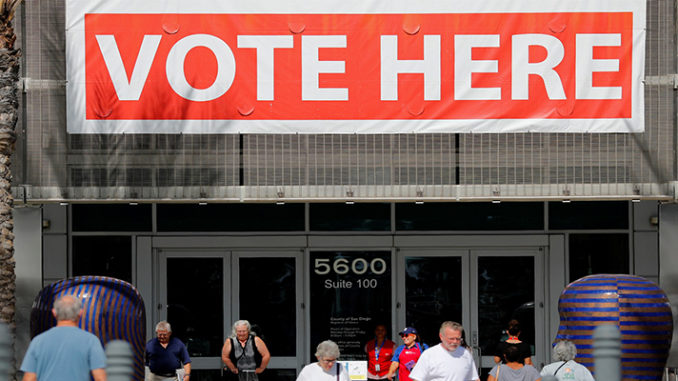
[232,251,302,380]
[396,250,469,346]
[152,240,545,380]
[471,249,545,374]
[308,250,393,362]
[158,250,228,380]
[398,248,544,378]
[158,250,302,381]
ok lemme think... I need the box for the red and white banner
[66,0,646,133]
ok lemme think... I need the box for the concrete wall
[659,203,678,367]
[14,206,43,367]
[634,201,660,283]
[41,204,68,285]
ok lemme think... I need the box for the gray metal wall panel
[634,231,659,278]
[659,203,678,367]
[42,234,67,281]
[14,207,43,367]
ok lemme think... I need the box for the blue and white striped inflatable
[556,274,673,381]
[30,276,146,381]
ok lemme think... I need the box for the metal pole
[105,340,134,381]
[0,323,11,381]
[593,324,622,381]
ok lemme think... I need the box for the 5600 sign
[314,258,387,275]
[309,251,391,358]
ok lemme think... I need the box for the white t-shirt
[409,344,479,381]
[541,360,595,381]
[296,362,350,381]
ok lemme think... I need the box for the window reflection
[405,257,462,346]
[477,256,534,355]
[72,236,132,283]
[167,257,224,357]
[569,234,629,282]
[240,257,297,357]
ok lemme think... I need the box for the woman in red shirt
[365,324,396,380]
[386,327,428,381]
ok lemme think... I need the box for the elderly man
[20,294,106,381]
[145,321,191,381]
[409,321,479,381]
[222,320,271,381]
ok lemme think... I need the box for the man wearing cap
[386,327,428,381]
[409,321,479,381]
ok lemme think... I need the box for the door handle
[470,345,482,374]
[470,331,481,374]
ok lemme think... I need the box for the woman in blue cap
[386,327,428,381]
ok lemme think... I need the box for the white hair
[315,340,341,359]
[553,340,577,362]
[440,321,464,335]
[230,320,256,338]
[54,295,82,321]
[155,321,172,333]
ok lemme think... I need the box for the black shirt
[494,341,532,364]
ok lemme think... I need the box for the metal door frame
[142,235,307,373]
[136,234,559,375]
[156,249,230,371]
[470,248,546,369]
[393,235,551,371]
[395,249,472,336]
[232,250,304,370]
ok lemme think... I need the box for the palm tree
[0,0,22,377]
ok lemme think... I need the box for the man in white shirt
[409,321,479,381]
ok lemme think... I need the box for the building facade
[11,1,678,381]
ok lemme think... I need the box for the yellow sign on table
[339,361,367,381]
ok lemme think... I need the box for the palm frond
[0,0,21,22]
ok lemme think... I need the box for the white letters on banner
[237,35,294,101]
[66,0,646,133]
[301,35,348,101]
[166,34,236,102]
[95,35,161,101]
[454,35,501,101]
[380,35,441,101]
[511,34,566,100]
[576,34,623,100]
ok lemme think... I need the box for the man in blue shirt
[146,321,191,381]
[21,294,106,381]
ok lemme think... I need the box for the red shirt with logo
[392,342,428,381]
[365,339,396,377]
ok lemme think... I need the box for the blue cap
[399,327,418,336]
